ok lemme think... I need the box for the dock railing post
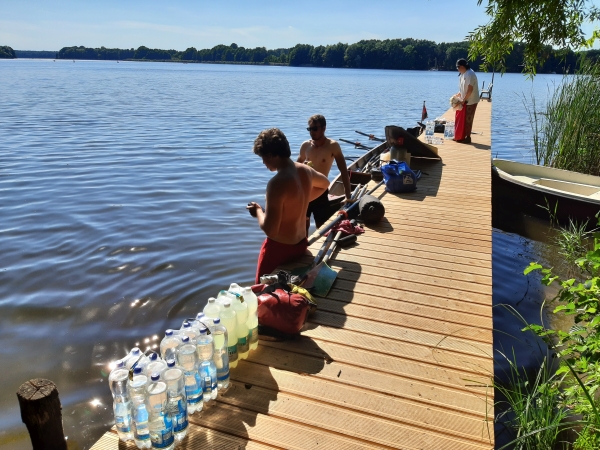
[17,378,67,450]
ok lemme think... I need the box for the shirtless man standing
[297,115,352,234]
[247,128,330,283]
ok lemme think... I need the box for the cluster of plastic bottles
[107,283,259,449]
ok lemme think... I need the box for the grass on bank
[528,60,600,176]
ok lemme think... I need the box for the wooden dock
[92,101,493,450]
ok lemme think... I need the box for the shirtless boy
[247,128,330,283]
[297,115,352,233]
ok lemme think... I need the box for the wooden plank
[189,401,391,450]
[241,345,492,415]
[230,362,493,445]
[298,325,492,374]
[307,311,492,358]
[319,285,493,319]
[213,379,493,450]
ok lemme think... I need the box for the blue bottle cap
[133,366,143,374]
[196,312,205,319]
[165,329,174,336]
[182,336,190,343]
[199,328,207,335]
[151,373,160,382]
[166,359,176,367]
[149,352,158,361]
[114,359,125,368]
[182,321,191,328]
[213,318,220,324]
[130,347,140,355]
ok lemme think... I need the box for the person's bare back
[262,160,327,244]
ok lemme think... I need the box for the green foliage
[0,45,16,59]
[495,352,568,450]
[469,0,600,75]
[527,60,600,176]
[523,215,600,448]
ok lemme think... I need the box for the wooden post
[17,378,67,450]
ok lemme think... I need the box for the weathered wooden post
[17,378,67,450]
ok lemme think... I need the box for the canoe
[492,158,600,223]
[329,141,388,197]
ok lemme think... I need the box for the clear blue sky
[0,0,598,51]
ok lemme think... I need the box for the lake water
[0,60,562,449]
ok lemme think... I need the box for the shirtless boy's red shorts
[255,237,308,283]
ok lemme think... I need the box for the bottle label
[249,326,259,344]
[227,344,238,362]
[237,336,249,354]
[134,426,150,441]
[151,416,174,448]
[171,399,188,432]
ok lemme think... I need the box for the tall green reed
[528,60,600,176]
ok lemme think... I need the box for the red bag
[454,106,466,141]
[252,283,311,335]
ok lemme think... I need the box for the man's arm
[308,166,330,201]
[249,178,284,238]
[296,142,308,163]
[332,142,352,200]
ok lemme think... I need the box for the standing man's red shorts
[255,237,308,283]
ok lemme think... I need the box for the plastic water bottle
[216,290,236,308]
[232,299,249,360]
[128,367,151,449]
[199,358,218,401]
[145,374,174,450]
[159,330,181,361]
[243,287,259,351]
[179,321,198,343]
[229,283,244,295]
[176,336,203,414]
[163,360,188,444]
[108,359,134,441]
[211,318,230,391]
[203,297,222,321]
[195,328,214,362]
[145,353,167,377]
[219,302,239,368]
[124,347,147,370]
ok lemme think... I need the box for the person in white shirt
[455,58,479,144]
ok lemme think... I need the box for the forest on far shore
[2,40,599,73]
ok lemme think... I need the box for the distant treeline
[0,46,16,59]
[58,40,600,73]
[15,50,58,59]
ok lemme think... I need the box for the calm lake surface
[0,60,562,449]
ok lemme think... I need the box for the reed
[529,60,600,176]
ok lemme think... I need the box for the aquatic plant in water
[522,216,600,449]
[527,60,600,176]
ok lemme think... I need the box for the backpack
[381,160,421,193]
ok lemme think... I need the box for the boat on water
[493,159,600,223]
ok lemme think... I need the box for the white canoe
[493,159,600,203]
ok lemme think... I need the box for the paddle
[339,138,369,149]
[290,231,335,276]
[355,130,385,142]
[308,180,384,245]
[303,220,357,296]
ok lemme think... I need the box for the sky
[1,0,598,51]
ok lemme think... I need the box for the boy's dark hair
[456,58,470,70]
[308,114,326,128]
[253,128,291,158]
